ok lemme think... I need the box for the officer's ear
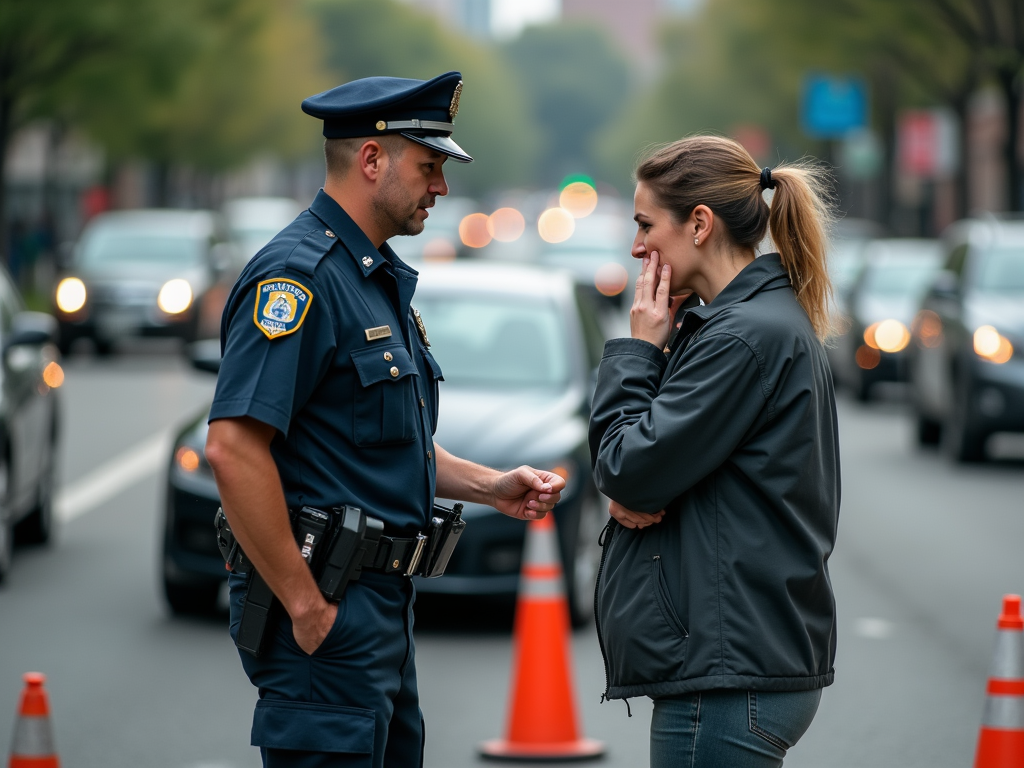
[355,140,386,183]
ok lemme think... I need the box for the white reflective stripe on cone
[11,716,56,756]
[520,572,566,599]
[982,696,1024,730]
[522,522,560,567]
[990,632,1024,679]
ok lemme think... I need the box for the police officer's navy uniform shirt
[210,190,442,533]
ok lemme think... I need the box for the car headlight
[974,325,1014,364]
[157,279,193,314]
[55,277,87,313]
[174,444,213,478]
[864,319,910,353]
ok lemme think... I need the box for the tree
[502,22,630,186]
[306,0,540,196]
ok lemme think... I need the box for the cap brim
[401,132,473,163]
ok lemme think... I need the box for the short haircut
[324,135,407,178]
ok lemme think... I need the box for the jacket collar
[308,189,418,279]
[687,253,790,322]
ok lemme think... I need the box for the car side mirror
[5,312,58,350]
[929,270,960,299]
[187,338,221,374]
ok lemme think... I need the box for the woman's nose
[631,240,647,259]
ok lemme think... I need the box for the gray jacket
[589,254,840,700]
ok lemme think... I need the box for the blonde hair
[635,136,836,341]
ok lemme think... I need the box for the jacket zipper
[594,518,614,703]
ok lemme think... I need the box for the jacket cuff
[602,337,668,371]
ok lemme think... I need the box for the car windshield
[79,228,205,267]
[862,259,940,297]
[413,296,569,388]
[975,246,1024,292]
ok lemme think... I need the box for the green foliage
[306,0,540,195]
[501,22,630,185]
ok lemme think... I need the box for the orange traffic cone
[974,594,1024,768]
[479,514,605,761]
[8,672,59,768]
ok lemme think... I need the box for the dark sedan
[162,263,608,625]
[54,210,237,354]
[0,268,63,582]
[831,239,942,400]
[909,218,1024,461]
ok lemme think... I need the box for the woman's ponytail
[767,164,836,342]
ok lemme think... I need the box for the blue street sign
[801,75,868,139]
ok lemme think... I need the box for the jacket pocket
[251,698,374,760]
[653,555,688,638]
[596,534,688,689]
[351,344,420,446]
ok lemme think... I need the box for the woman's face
[631,182,700,295]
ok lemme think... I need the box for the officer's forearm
[433,443,501,505]
[206,417,324,621]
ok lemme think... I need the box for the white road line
[55,430,175,522]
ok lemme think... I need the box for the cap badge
[375,120,386,131]
[449,81,463,121]
[362,256,374,268]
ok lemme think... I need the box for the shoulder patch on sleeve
[253,278,313,339]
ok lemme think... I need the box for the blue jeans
[650,689,822,768]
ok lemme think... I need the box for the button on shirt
[210,191,443,532]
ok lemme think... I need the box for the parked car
[831,239,942,400]
[162,263,608,625]
[909,217,1024,461]
[0,266,63,582]
[54,210,236,353]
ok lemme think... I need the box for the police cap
[302,71,472,163]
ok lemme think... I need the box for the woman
[589,136,840,768]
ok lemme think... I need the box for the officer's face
[373,141,449,238]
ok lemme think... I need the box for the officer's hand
[292,599,338,655]
[491,467,565,520]
[608,500,665,529]
[630,251,687,350]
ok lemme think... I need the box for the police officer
[204,71,566,768]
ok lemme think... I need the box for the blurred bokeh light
[538,207,575,243]
[487,207,526,242]
[459,213,492,248]
[559,181,599,218]
[594,262,630,297]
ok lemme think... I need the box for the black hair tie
[759,167,775,190]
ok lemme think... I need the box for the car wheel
[915,413,942,446]
[0,456,13,584]
[944,382,986,462]
[15,432,56,546]
[164,578,220,616]
[566,488,605,628]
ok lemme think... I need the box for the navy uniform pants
[228,571,423,768]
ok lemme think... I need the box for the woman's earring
[694,238,699,246]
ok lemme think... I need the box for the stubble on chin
[371,168,425,239]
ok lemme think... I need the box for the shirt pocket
[420,347,444,434]
[350,343,420,446]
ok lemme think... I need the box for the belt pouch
[421,503,466,578]
[236,570,277,657]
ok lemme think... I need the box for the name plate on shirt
[365,325,392,342]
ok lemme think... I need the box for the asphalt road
[0,347,1022,767]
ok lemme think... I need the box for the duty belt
[216,502,467,658]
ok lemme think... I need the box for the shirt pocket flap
[422,348,444,381]
[251,698,375,754]
[351,344,418,387]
